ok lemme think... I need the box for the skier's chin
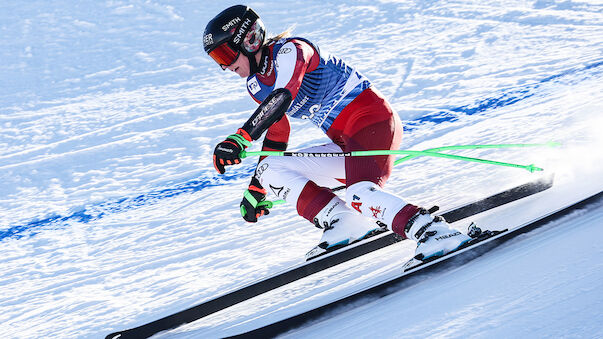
[236,68,249,77]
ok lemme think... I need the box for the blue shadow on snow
[0,170,253,240]
[403,60,602,131]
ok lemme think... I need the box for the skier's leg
[341,88,470,259]
[255,143,383,250]
[346,181,470,259]
[254,142,344,222]
[339,88,406,226]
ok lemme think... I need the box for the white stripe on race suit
[274,41,298,90]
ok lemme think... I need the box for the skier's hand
[213,129,252,174]
[240,177,273,223]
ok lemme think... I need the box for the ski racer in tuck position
[204,5,471,260]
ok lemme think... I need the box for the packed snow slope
[1,1,602,338]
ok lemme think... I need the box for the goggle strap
[230,8,259,51]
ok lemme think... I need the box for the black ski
[105,175,553,339]
[229,189,602,339]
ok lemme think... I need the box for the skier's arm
[250,40,316,159]
[260,114,290,158]
[239,39,316,143]
[240,87,292,140]
[213,40,315,174]
[213,89,291,174]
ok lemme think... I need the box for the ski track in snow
[1,1,602,338]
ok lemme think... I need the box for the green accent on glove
[227,133,252,149]
[240,205,247,217]
[243,190,258,207]
[242,190,274,208]
[257,200,274,209]
[241,192,273,218]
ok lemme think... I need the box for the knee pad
[345,181,409,227]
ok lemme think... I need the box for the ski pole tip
[547,141,562,147]
[526,164,544,172]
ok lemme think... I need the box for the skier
[204,5,471,260]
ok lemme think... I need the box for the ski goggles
[208,9,260,68]
[208,42,240,68]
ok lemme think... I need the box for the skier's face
[222,53,250,78]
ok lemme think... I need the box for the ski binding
[403,223,508,271]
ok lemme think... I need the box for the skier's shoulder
[271,36,318,56]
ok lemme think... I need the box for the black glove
[240,177,273,223]
[213,129,252,174]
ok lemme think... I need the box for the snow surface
[1,0,602,338]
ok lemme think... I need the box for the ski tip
[105,332,123,339]
[402,258,424,271]
[305,246,327,261]
[526,164,543,172]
